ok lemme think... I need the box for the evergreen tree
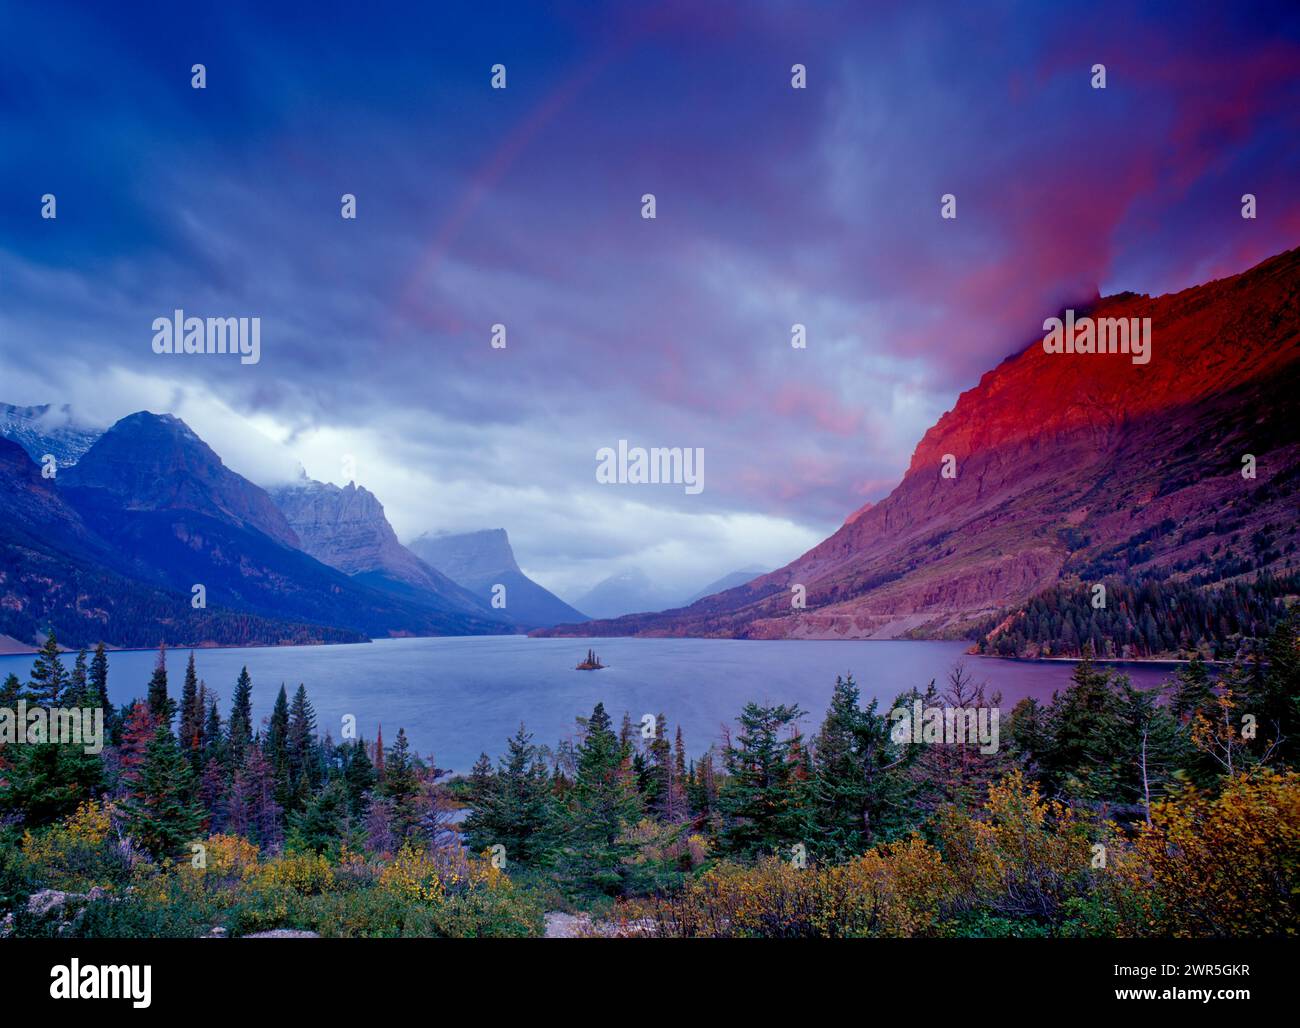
[1170,656,1214,720]
[1039,649,1119,798]
[27,630,67,704]
[380,728,421,843]
[810,675,914,860]
[202,695,224,765]
[644,713,672,817]
[90,642,109,704]
[554,702,642,895]
[287,778,351,857]
[267,685,291,807]
[342,739,376,818]
[178,652,203,765]
[69,648,89,705]
[718,702,806,860]
[671,726,689,820]
[122,719,202,860]
[146,643,174,725]
[287,683,321,804]
[1005,696,1050,775]
[227,666,254,767]
[464,724,552,866]
[117,702,155,795]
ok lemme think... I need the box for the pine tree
[342,739,376,818]
[27,630,67,704]
[267,684,291,807]
[671,726,689,820]
[1170,656,1214,720]
[202,695,224,764]
[909,665,1005,813]
[286,778,351,857]
[554,702,642,895]
[810,675,914,860]
[718,702,806,860]
[146,643,175,725]
[90,642,109,703]
[122,719,202,860]
[69,648,89,705]
[287,683,320,804]
[1039,648,1119,798]
[179,652,203,767]
[380,728,421,843]
[227,666,254,767]
[644,713,672,817]
[464,724,552,865]
[117,701,156,795]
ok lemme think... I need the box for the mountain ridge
[536,246,1300,640]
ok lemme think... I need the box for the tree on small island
[576,649,606,670]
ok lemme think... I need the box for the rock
[243,928,320,938]
[27,889,80,917]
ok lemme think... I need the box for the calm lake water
[0,637,1181,774]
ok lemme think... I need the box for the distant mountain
[63,411,300,548]
[572,567,679,620]
[538,246,1300,640]
[409,529,588,628]
[0,402,101,467]
[0,437,362,648]
[684,567,768,605]
[270,477,495,620]
[52,412,507,642]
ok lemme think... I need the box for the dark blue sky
[2,0,1298,598]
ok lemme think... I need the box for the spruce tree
[267,684,291,807]
[464,724,552,865]
[69,648,89,705]
[146,643,174,725]
[718,701,806,860]
[227,666,254,767]
[342,739,376,818]
[123,719,202,860]
[555,702,642,895]
[179,652,203,763]
[90,642,109,702]
[380,728,421,843]
[27,630,67,704]
[287,683,320,803]
[810,675,914,860]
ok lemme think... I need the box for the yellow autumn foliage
[253,851,336,894]
[1109,769,1300,937]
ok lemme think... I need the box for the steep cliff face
[410,529,589,628]
[409,529,521,583]
[270,477,488,616]
[539,246,1300,639]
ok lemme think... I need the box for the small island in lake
[575,648,606,670]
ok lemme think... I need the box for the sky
[1,0,1298,602]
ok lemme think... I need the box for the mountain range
[569,566,769,619]
[537,246,1300,639]
[0,409,601,648]
[0,402,100,468]
[7,248,1297,650]
[408,529,588,629]
[0,413,509,648]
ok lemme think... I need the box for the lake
[0,636,1182,774]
